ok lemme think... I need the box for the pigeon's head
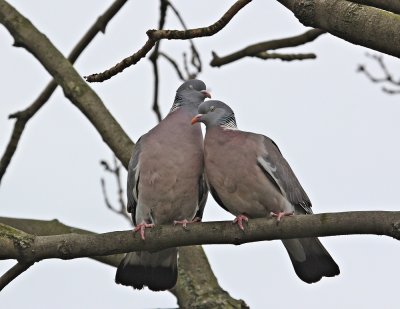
[174,79,211,106]
[191,100,237,129]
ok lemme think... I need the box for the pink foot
[270,211,294,222]
[133,222,155,240]
[232,214,249,231]
[174,217,200,229]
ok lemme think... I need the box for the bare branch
[1,211,399,262]
[0,0,129,184]
[100,158,130,223]
[350,0,400,14]
[255,51,316,61]
[148,0,169,123]
[158,52,186,81]
[210,28,324,67]
[85,0,252,82]
[0,261,34,291]
[167,0,202,74]
[277,0,400,59]
[0,0,134,168]
[357,54,400,94]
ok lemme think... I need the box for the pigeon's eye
[210,106,215,112]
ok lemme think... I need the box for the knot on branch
[391,222,400,240]
[293,0,316,27]
[57,240,72,258]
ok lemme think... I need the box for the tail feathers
[115,248,178,291]
[282,238,340,284]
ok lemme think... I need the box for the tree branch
[277,0,400,59]
[0,261,34,291]
[255,51,316,61]
[85,0,252,82]
[1,211,399,262]
[350,0,400,14]
[210,28,324,67]
[357,53,400,94]
[0,0,128,184]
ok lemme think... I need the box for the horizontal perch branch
[1,211,399,263]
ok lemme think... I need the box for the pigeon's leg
[133,222,155,240]
[174,217,200,230]
[270,211,294,222]
[232,214,249,231]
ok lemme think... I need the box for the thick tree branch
[1,211,399,262]
[85,0,252,82]
[277,0,400,59]
[0,0,128,184]
[0,0,134,168]
[350,0,400,14]
[210,28,324,67]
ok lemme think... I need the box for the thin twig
[0,262,34,291]
[167,0,202,74]
[210,28,325,67]
[85,0,252,82]
[0,0,129,184]
[357,53,400,95]
[100,158,130,223]
[158,52,185,81]
[149,0,169,123]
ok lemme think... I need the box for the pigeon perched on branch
[192,100,340,283]
[115,80,210,291]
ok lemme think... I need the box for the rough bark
[278,0,400,58]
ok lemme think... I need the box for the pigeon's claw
[270,211,294,222]
[232,214,249,231]
[174,218,200,230]
[133,222,155,240]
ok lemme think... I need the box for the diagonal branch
[0,261,34,291]
[0,0,134,168]
[1,211,399,262]
[210,28,325,67]
[85,0,252,82]
[0,0,129,184]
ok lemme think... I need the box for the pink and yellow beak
[191,114,203,125]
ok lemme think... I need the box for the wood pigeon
[115,80,210,291]
[192,100,340,283]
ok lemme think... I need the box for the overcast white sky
[1,1,399,308]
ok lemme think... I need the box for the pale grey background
[1,1,399,308]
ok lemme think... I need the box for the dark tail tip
[116,263,177,291]
[291,254,340,284]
